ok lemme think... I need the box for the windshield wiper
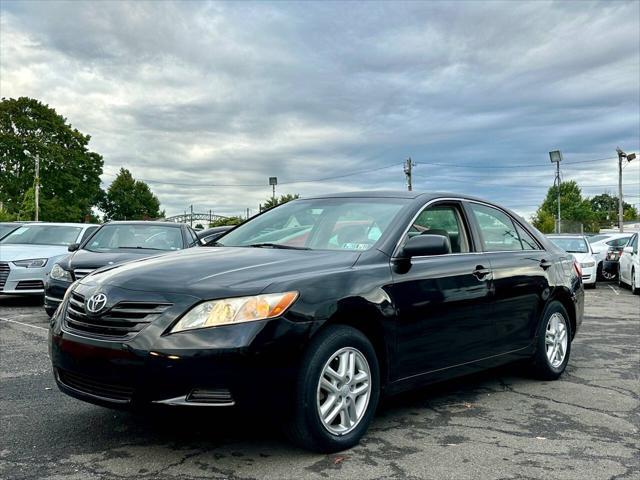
[117,246,167,251]
[248,243,311,250]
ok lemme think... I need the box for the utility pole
[616,148,637,233]
[34,154,40,222]
[549,151,563,233]
[190,205,193,228]
[403,157,414,191]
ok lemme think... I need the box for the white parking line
[608,285,620,296]
[0,317,48,332]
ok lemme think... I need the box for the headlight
[580,261,595,268]
[50,264,73,282]
[12,258,47,268]
[170,291,299,333]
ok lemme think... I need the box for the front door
[391,201,495,379]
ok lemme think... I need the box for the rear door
[391,201,495,378]
[465,202,550,352]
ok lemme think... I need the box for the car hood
[79,246,361,299]
[0,244,69,261]
[64,248,168,270]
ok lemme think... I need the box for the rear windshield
[0,225,82,246]
[548,237,589,253]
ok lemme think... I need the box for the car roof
[14,222,96,227]
[104,221,182,227]
[301,190,499,203]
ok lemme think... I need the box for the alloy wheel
[316,347,371,436]
[545,312,568,368]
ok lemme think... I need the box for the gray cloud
[1,0,638,219]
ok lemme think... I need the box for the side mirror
[623,246,633,254]
[68,243,80,252]
[402,234,451,257]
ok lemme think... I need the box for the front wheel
[286,325,380,453]
[632,270,639,295]
[528,301,572,380]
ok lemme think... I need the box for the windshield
[217,198,408,251]
[85,224,184,251]
[0,225,82,246]
[0,224,19,239]
[588,234,610,243]
[549,237,589,253]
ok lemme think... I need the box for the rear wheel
[528,301,572,380]
[286,325,380,453]
[632,269,639,295]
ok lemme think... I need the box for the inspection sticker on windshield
[341,243,371,250]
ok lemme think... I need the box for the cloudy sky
[1,0,639,219]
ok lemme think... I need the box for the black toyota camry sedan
[49,191,584,452]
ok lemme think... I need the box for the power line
[415,156,617,169]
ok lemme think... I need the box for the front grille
[0,262,9,290]
[63,291,172,340]
[16,280,44,290]
[57,369,134,402]
[73,269,93,280]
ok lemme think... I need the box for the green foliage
[262,194,300,210]
[590,193,638,225]
[531,209,556,234]
[532,181,599,233]
[194,223,204,230]
[0,207,17,221]
[0,97,104,222]
[209,216,244,227]
[99,168,163,220]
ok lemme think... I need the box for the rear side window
[469,203,522,252]
[606,237,631,247]
[514,223,540,250]
[408,204,470,253]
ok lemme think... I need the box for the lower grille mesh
[57,369,134,402]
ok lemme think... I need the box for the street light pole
[616,148,637,233]
[549,151,563,233]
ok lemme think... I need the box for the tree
[100,168,163,220]
[590,193,638,225]
[532,181,598,233]
[194,223,204,230]
[262,194,300,210]
[0,97,104,221]
[209,216,244,227]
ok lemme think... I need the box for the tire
[632,269,639,295]
[528,301,572,380]
[45,306,57,317]
[286,325,380,453]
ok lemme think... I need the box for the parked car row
[46,192,585,452]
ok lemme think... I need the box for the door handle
[473,265,491,280]
[539,259,553,270]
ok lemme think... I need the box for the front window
[217,198,408,251]
[85,224,184,251]
[548,237,589,253]
[0,225,82,246]
[0,224,19,239]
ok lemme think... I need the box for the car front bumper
[44,277,73,312]
[0,262,48,295]
[49,287,313,409]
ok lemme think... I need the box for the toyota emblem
[86,293,108,314]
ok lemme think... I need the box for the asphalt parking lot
[1,284,638,480]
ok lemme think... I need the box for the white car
[588,233,634,280]
[547,234,597,288]
[0,223,98,296]
[618,233,639,294]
